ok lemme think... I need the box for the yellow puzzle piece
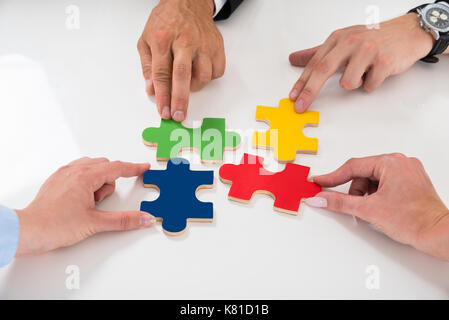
[252,98,319,162]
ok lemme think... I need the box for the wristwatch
[409,1,449,63]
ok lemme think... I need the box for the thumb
[289,46,320,67]
[94,210,156,232]
[304,191,369,220]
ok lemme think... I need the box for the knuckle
[300,86,315,98]
[95,157,110,164]
[295,79,306,89]
[332,196,345,212]
[344,32,362,45]
[73,167,89,182]
[344,157,359,170]
[111,160,123,168]
[57,165,71,173]
[390,152,406,159]
[152,29,172,49]
[345,158,355,166]
[316,60,330,74]
[360,39,377,52]
[376,55,393,68]
[329,29,344,39]
[174,62,190,78]
[137,37,146,52]
[142,64,152,77]
[120,213,132,230]
[152,66,171,82]
[176,31,197,48]
[409,157,423,167]
[172,95,188,107]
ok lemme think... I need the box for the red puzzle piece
[219,153,321,214]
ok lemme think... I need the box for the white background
[0,0,448,299]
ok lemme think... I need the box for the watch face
[424,4,449,31]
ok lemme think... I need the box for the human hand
[15,157,155,256]
[289,13,436,113]
[138,0,226,122]
[305,153,449,261]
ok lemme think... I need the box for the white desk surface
[0,0,448,299]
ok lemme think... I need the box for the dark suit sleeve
[214,0,244,21]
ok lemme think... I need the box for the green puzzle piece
[142,118,241,163]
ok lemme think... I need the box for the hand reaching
[15,157,155,256]
[306,153,449,261]
[289,14,436,112]
[138,0,226,121]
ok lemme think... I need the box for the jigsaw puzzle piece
[252,98,319,162]
[142,120,191,160]
[142,118,241,163]
[219,153,266,202]
[219,153,321,214]
[140,158,214,235]
[271,163,321,213]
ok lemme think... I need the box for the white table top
[0,0,448,299]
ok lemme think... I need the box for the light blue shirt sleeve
[0,205,19,267]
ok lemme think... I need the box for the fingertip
[161,106,171,119]
[172,110,185,122]
[139,212,157,227]
[294,98,307,113]
[289,50,309,67]
[289,52,298,64]
[289,89,299,101]
[304,196,328,208]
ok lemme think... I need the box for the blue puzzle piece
[140,158,214,235]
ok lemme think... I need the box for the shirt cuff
[0,205,19,267]
[213,0,228,18]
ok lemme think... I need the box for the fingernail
[290,89,299,100]
[295,98,305,113]
[173,110,185,122]
[308,175,316,182]
[162,106,171,119]
[140,214,156,226]
[304,197,327,208]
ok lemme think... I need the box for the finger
[289,38,339,102]
[137,37,155,96]
[170,48,194,122]
[94,182,116,202]
[363,62,390,92]
[212,49,226,79]
[89,161,150,191]
[294,46,350,112]
[93,210,156,232]
[305,190,369,219]
[348,178,370,196]
[339,51,374,91]
[151,45,173,120]
[312,155,384,188]
[191,54,212,92]
[68,157,109,166]
[289,46,321,67]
